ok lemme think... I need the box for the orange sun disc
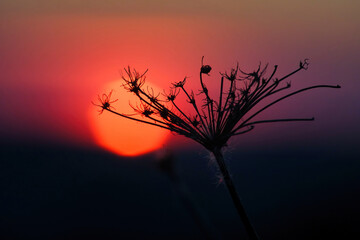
[89,80,169,157]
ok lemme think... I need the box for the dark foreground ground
[1,141,359,240]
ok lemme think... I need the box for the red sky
[1,0,359,154]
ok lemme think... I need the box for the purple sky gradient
[0,0,359,152]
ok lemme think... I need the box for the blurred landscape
[1,138,359,239]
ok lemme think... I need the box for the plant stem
[212,148,259,240]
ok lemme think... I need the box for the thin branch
[233,126,255,136]
[234,117,315,134]
[105,108,173,131]
[236,84,340,132]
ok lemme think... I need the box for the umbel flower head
[93,57,340,240]
[94,57,340,152]
[92,90,118,114]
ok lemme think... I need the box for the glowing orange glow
[89,80,169,157]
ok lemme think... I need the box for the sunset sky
[1,0,360,239]
[1,0,359,152]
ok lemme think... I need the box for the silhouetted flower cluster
[94,57,340,152]
[93,57,341,240]
[92,90,118,114]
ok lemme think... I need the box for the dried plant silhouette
[93,57,340,239]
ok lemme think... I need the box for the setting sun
[89,80,169,157]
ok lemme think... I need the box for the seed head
[94,58,340,152]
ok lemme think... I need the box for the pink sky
[1,0,359,153]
